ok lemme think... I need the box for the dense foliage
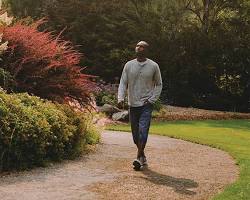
[1,20,97,105]
[3,0,250,111]
[0,67,15,91]
[0,88,100,171]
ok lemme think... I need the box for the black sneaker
[133,159,142,171]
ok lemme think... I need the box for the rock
[112,111,129,121]
[97,104,121,115]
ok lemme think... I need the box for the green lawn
[107,120,250,200]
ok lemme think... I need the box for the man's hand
[143,100,151,105]
[117,101,125,109]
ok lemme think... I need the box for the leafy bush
[152,99,162,111]
[0,89,100,171]
[0,67,16,91]
[96,91,117,106]
[95,81,119,106]
[1,20,96,105]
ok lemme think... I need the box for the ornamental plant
[0,8,12,56]
[0,88,100,171]
[1,20,96,105]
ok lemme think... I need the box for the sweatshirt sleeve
[118,64,128,103]
[148,64,162,103]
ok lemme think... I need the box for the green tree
[4,0,250,111]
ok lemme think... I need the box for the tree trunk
[202,0,210,33]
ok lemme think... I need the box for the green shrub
[95,81,118,107]
[96,91,118,106]
[0,89,100,171]
[152,99,163,111]
[0,68,16,91]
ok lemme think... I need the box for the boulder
[97,104,121,115]
[112,110,129,121]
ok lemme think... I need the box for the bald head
[137,41,149,48]
[135,41,149,58]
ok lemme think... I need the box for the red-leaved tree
[2,20,97,105]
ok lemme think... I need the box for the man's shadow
[140,167,198,195]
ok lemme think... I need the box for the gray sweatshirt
[118,58,162,107]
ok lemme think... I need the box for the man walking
[118,41,162,170]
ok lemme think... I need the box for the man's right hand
[117,101,125,109]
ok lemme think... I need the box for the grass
[107,120,250,200]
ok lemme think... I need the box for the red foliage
[2,20,97,105]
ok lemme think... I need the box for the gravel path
[0,131,238,200]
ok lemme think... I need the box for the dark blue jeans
[129,103,153,145]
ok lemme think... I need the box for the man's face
[135,41,148,56]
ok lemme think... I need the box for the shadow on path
[141,167,198,195]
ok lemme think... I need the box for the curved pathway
[0,131,238,200]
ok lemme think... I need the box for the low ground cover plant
[152,105,250,121]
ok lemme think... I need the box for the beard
[136,51,146,57]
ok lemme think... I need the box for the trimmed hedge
[0,89,100,171]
